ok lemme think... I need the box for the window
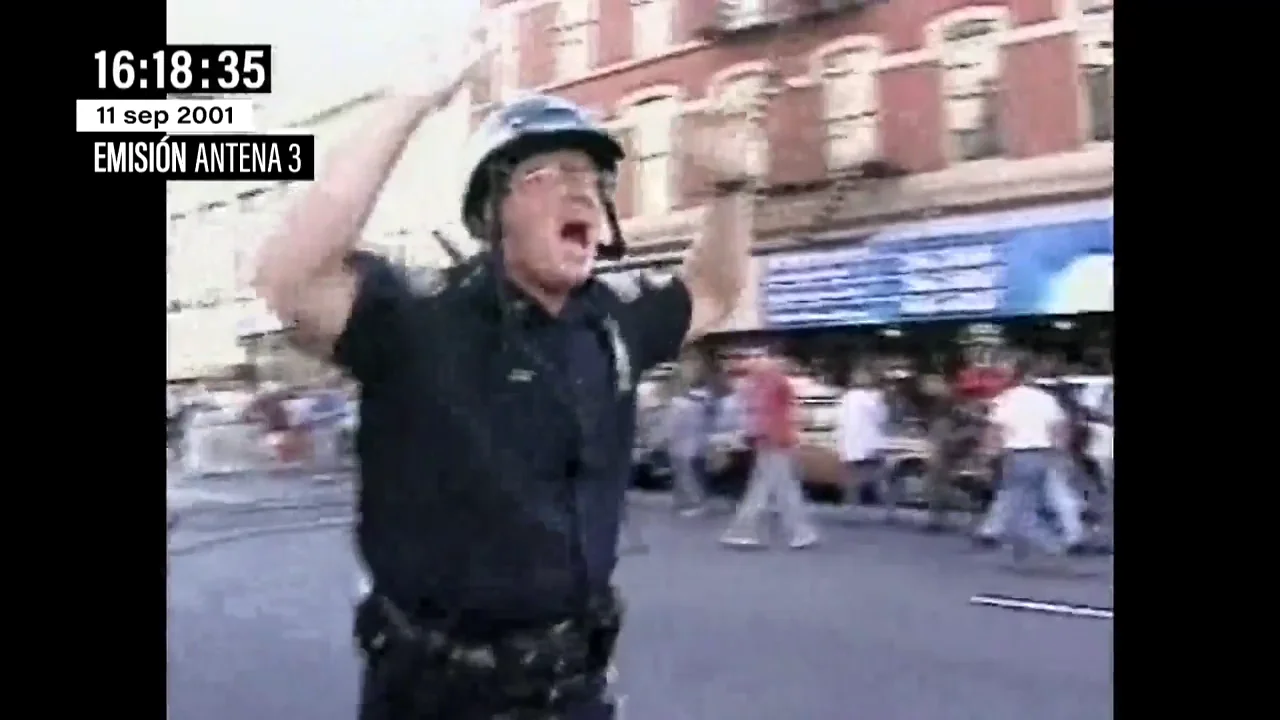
[937,18,1005,161]
[195,204,236,306]
[171,212,210,306]
[716,74,770,178]
[554,0,596,80]
[1077,0,1113,142]
[631,0,673,58]
[166,218,179,304]
[721,0,769,29]
[234,189,277,300]
[818,45,880,169]
[628,96,678,216]
[171,225,206,307]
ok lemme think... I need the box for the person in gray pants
[721,446,818,548]
[999,449,1070,561]
[720,355,818,549]
[667,385,712,515]
[986,355,1072,566]
[977,454,1084,548]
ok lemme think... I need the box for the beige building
[166,85,476,381]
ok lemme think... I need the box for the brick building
[471,0,1113,332]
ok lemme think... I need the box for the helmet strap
[485,163,519,348]
[598,176,625,261]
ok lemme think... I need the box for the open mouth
[560,221,589,249]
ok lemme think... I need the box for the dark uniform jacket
[337,251,691,625]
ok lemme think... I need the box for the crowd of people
[167,330,1114,562]
[167,378,358,477]
[632,336,1114,559]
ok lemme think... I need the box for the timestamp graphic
[80,44,288,180]
[88,134,315,181]
[92,45,272,95]
[76,99,257,133]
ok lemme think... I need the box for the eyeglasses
[513,161,611,192]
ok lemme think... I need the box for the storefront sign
[761,200,1113,329]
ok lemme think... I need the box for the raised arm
[253,96,444,358]
[252,47,483,360]
[680,114,755,343]
[612,115,757,373]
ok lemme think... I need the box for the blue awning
[760,199,1114,329]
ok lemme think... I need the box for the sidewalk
[167,484,256,511]
[167,464,353,509]
[628,490,1113,553]
[626,489,950,525]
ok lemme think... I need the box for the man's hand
[255,23,493,363]
[676,109,757,344]
[388,10,493,108]
[416,41,492,109]
[680,111,760,186]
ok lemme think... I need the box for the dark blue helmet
[461,94,626,258]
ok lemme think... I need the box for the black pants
[357,659,617,720]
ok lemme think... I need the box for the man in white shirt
[985,356,1071,563]
[836,367,888,517]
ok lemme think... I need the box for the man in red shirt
[955,364,1012,402]
[245,386,299,462]
[953,328,1013,402]
[720,350,819,549]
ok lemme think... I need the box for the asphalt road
[168,496,1112,720]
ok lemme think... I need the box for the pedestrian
[251,50,753,719]
[179,385,216,478]
[721,351,819,549]
[983,353,1072,567]
[630,375,672,489]
[703,366,748,501]
[307,381,349,473]
[666,365,713,516]
[1086,381,1113,549]
[915,373,971,532]
[977,358,1085,550]
[248,386,296,468]
[167,387,185,466]
[836,365,888,518]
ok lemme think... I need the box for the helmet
[461,94,626,258]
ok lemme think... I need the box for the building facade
[472,0,1113,332]
[166,86,476,381]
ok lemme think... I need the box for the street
[168,486,1112,720]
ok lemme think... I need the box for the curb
[169,517,351,557]
[625,489,952,525]
[628,490,1114,553]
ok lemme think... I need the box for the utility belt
[354,588,624,719]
